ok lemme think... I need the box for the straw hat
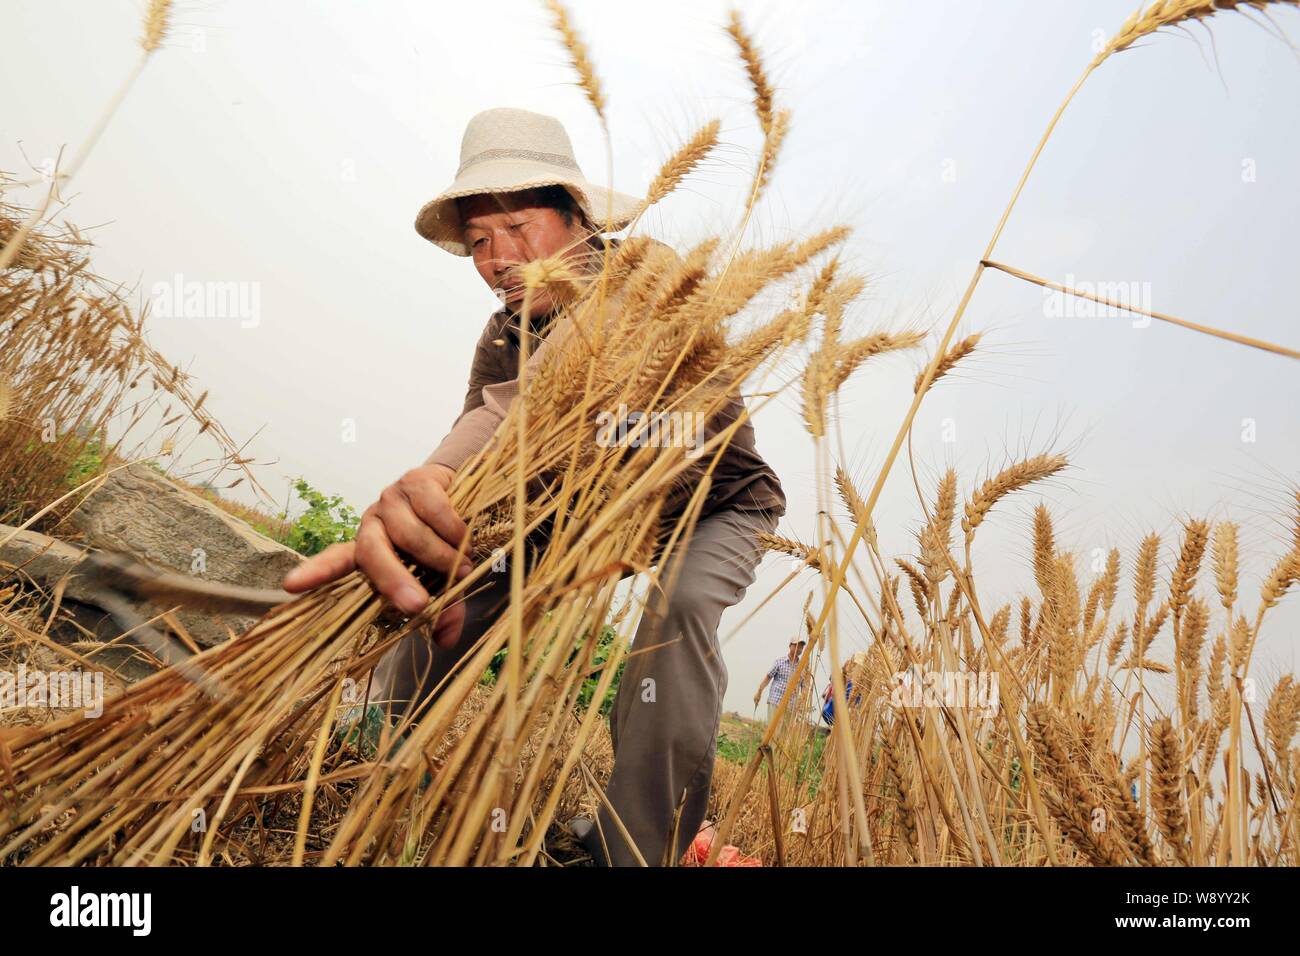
[415,107,643,256]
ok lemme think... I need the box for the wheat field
[0,0,1297,868]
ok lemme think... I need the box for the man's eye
[472,237,488,248]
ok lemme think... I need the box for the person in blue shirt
[821,653,867,726]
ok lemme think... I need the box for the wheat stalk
[545,0,606,126]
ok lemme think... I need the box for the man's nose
[495,229,530,262]
[493,258,521,287]
[490,253,519,278]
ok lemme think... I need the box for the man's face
[789,642,803,660]
[460,190,589,318]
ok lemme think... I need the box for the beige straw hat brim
[415,107,643,257]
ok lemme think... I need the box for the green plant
[479,623,625,719]
[480,646,509,686]
[576,625,624,717]
[717,732,759,765]
[63,433,105,490]
[279,478,360,556]
[793,728,828,795]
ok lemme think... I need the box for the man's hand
[282,463,473,646]
[753,691,762,707]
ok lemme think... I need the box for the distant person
[821,653,867,727]
[754,638,808,724]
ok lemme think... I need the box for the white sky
[4,0,1298,718]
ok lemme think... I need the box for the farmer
[283,107,786,867]
[754,637,808,725]
[821,652,868,727]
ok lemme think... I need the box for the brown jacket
[425,241,785,521]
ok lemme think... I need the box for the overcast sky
[4,0,1298,717]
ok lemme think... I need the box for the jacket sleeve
[457,316,506,418]
[424,309,584,473]
[423,315,511,471]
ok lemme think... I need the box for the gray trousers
[370,505,778,866]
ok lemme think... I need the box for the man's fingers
[399,471,469,552]
[328,466,472,616]
[282,541,357,593]
[354,516,428,615]
[429,599,466,650]
[378,490,472,578]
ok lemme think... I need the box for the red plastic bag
[681,820,762,867]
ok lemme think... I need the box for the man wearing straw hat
[284,107,785,866]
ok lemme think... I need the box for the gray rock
[0,522,96,605]
[0,524,165,680]
[65,463,303,647]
